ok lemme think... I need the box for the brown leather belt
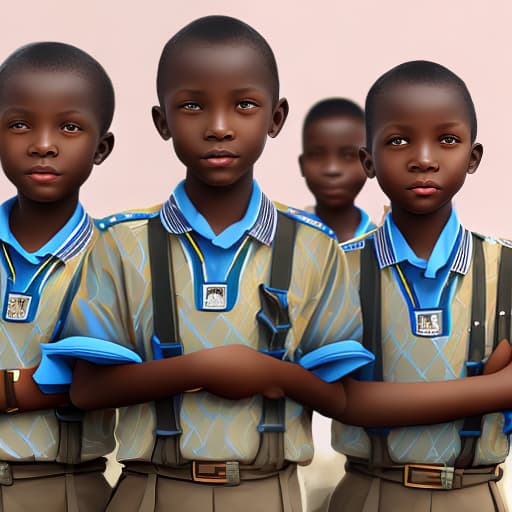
[346,459,502,490]
[0,458,106,486]
[124,460,289,487]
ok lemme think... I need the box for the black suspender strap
[253,212,296,470]
[359,239,392,467]
[454,234,486,468]
[147,215,183,451]
[258,213,296,432]
[360,239,383,381]
[51,257,87,465]
[494,246,512,348]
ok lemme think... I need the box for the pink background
[1,0,511,507]
[1,0,511,238]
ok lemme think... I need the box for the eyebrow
[380,121,466,132]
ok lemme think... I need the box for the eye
[341,148,359,161]
[440,135,459,145]
[387,136,408,146]
[62,123,82,133]
[8,121,29,131]
[238,100,258,110]
[181,102,201,111]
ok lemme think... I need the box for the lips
[408,180,440,197]
[27,165,61,183]
[201,150,239,167]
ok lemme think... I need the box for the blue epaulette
[340,239,366,252]
[283,207,337,240]
[95,211,159,231]
[340,228,378,252]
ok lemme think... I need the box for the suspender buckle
[0,462,12,486]
[191,461,240,486]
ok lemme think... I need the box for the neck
[315,203,361,243]
[9,194,79,252]
[390,203,452,260]
[184,173,254,235]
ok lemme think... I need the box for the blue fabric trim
[33,337,142,393]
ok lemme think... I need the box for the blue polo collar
[0,197,94,264]
[160,180,277,249]
[373,210,472,277]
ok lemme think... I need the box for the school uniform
[0,198,114,511]
[64,180,364,512]
[329,211,510,512]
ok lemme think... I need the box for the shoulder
[274,202,337,240]
[95,205,161,233]
[471,232,512,250]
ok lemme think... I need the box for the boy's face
[299,116,366,209]
[361,82,482,217]
[153,42,287,191]
[0,70,113,204]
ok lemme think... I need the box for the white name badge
[203,284,227,310]
[5,293,33,321]
[414,309,443,337]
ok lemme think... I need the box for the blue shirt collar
[353,208,375,239]
[374,209,472,277]
[0,197,94,264]
[160,180,277,249]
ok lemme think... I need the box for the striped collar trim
[373,224,473,275]
[54,211,94,262]
[160,191,278,246]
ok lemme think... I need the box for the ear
[467,142,483,175]
[359,147,376,178]
[93,132,115,165]
[298,154,305,177]
[152,105,171,140]
[268,98,289,138]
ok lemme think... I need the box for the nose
[204,110,234,141]
[323,156,343,176]
[408,142,439,172]
[28,130,58,158]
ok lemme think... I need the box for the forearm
[70,353,204,410]
[341,373,511,427]
[0,368,68,413]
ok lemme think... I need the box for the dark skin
[299,115,367,242]
[0,69,114,411]
[68,43,512,430]
[152,42,288,234]
[360,82,482,259]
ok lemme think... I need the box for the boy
[0,42,115,510]
[61,19,512,512]
[299,98,375,242]
[329,61,512,512]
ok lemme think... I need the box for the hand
[195,345,288,400]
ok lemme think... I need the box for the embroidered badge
[5,293,32,321]
[414,309,443,337]
[203,284,227,310]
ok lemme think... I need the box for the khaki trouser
[0,459,112,512]
[328,464,508,512]
[106,462,302,512]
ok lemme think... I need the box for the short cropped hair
[302,98,364,144]
[156,15,280,106]
[0,42,115,133]
[365,60,477,148]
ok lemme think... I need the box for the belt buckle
[192,461,240,486]
[0,462,12,486]
[403,463,454,490]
